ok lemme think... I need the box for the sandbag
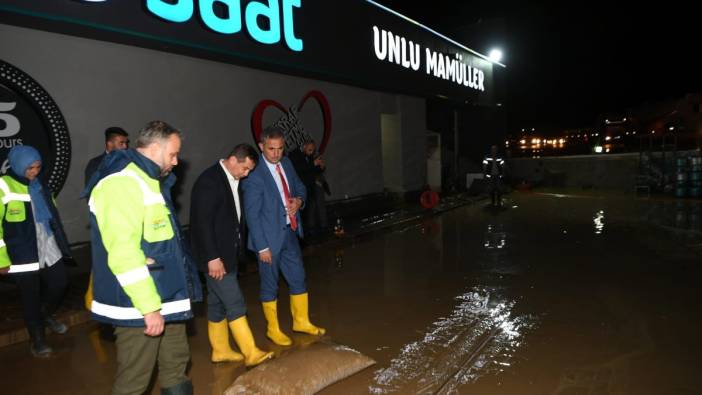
[225,342,375,395]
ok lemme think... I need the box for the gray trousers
[206,272,247,322]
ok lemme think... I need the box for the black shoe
[45,315,68,335]
[28,326,53,357]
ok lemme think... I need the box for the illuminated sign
[145,0,303,51]
[372,26,486,92]
[0,1,498,104]
[0,60,71,193]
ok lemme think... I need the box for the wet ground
[2,190,702,394]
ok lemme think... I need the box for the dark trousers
[258,227,307,302]
[206,273,247,322]
[302,184,327,235]
[488,178,503,206]
[113,323,189,395]
[13,260,67,329]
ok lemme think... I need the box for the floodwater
[2,190,702,394]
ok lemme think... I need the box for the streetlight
[489,48,503,63]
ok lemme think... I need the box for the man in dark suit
[289,139,328,237]
[190,144,273,367]
[84,126,129,186]
[243,126,325,346]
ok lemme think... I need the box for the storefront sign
[372,26,487,92]
[0,0,498,104]
[145,0,303,52]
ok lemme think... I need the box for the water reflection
[484,224,507,250]
[334,248,345,269]
[370,289,534,394]
[640,200,702,235]
[593,210,605,234]
[361,210,407,229]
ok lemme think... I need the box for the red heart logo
[251,90,332,154]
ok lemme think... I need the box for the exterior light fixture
[488,48,503,63]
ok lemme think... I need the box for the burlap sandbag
[225,342,375,395]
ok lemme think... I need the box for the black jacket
[189,163,246,273]
[84,153,105,187]
[289,149,324,190]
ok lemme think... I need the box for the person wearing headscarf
[0,145,72,357]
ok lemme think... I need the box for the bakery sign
[0,0,499,104]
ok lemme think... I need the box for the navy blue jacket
[243,155,306,255]
[85,149,202,327]
[2,171,71,268]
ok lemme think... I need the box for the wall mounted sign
[0,0,499,104]
[145,0,303,52]
[251,90,331,154]
[373,26,487,92]
[0,59,71,194]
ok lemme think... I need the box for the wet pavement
[2,190,702,394]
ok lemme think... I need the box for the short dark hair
[136,120,181,148]
[105,126,128,142]
[260,125,285,143]
[228,143,258,164]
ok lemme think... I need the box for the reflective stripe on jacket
[88,152,201,327]
[482,157,505,178]
[0,174,70,273]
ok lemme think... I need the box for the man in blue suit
[243,125,325,346]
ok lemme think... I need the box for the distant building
[507,92,702,157]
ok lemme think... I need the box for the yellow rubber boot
[87,328,108,363]
[290,293,326,336]
[84,273,94,311]
[261,301,292,346]
[229,316,274,367]
[208,320,244,363]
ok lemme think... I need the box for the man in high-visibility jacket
[84,120,202,395]
[483,145,506,207]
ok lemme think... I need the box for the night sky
[375,1,699,134]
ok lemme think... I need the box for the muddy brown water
[1,191,701,394]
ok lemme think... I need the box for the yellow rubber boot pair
[262,294,325,346]
[208,318,273,367]
[208,320,244,363]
